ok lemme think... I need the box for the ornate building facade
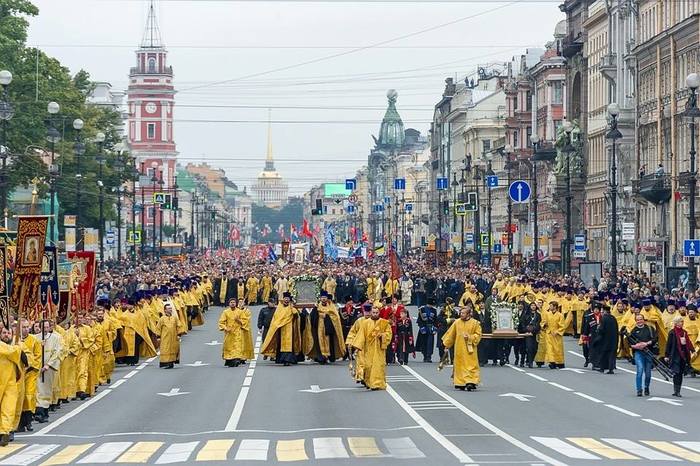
[251,118,288,209]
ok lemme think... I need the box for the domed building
[251,118,288,209]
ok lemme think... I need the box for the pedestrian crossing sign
[153,192,166,204]
[128,230,142,245]
[480,233,490,247]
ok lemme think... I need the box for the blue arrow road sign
[486,175,498,188]
[394,178,406,190]
[508,180,531,203]
[684,239,700,257]
[345,179,357,190]
[493,243,502,254]
[437,177,449,191]
[404,203,413,212]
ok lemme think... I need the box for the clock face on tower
[145,102,157,114]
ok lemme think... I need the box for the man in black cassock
[257,298,277,345]
[592,305,618,374]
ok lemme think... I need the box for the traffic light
[162,194,172,210]
[442,200,449,214]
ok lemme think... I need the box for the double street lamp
[685,72,700,291]
[73,118,85,251]
[46,102,61,245]
[606,103,622,282]
[561,119,575,275]
[0,70,14,223]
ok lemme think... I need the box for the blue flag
[268,244,278,263]
[325,225,338,260]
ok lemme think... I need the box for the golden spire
[265,109,274,170]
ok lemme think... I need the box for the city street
[5,305,700,465]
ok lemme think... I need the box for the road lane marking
[246,369,254,377]
[34,389,113,435]
[110,379,126,388]
[526,373,548,382]
[347,437,384,457]
[312,438,349,459]
[0,444,59,465]
[137,363,147,370]
[123,370,138,379]
[386,385,474,463]
[574,392,603,403]
[567,350,700,394]
[566,438,638,460]
[604,404,640,417]
[194,440,233,461]
[676,442,700,453]
[225,387,249,431]
[642,441,700,462]
[0,445,26,460]
[39,444,94,466]
[276,439,308,462]
[642,419,687,434]
[530,437,599,460]
[115,441,163,463]
[154,442,200,464]
[243,376,252,386]
[401,366,567,466]
[234,439,269,461]
[383,437,426,459]
[77,442,133,463]
[601,438,681,461]
[548,382,573,392]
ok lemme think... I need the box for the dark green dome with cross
[374,89,405,152]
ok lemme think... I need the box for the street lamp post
[73,119,85,251]
[151,162,158,258]
[685,73,700,291]
[190,188,196,249]
[0,70,13,225]
[460,162,467,256]
[472,156,482,263]
[95,132,105,267]
[485,155,495,267]
[504,144,514,268]
[116,186,123,262]
[562,119,574,276]
[158,169,164,257]
[173,176,179,242]
[530,134,540,272]
[452,172,458,239]
[140,162,145,258]
[46,102,60,245]
[130,159,137,263]
[606,103,623,282]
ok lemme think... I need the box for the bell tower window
[148,57,156,73]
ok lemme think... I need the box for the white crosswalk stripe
[154,442,200,464]
[77,442,133,464]
[312,437,349,459]
[676,442,700,454]
[383,437,425,459]
[531,437,600,460]
[234,439,269,461]
[0,444,59,466]
[602,438,681,461]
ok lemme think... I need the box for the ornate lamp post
[0,70,14,224]
[504,144,514,268]
[151,162,158,258]
[95,132,106,267]
[562,119,574,276]
[530,134,541,272]
[606,103,622,282]
[46,102,61,244]
[73,119,85,251]
[685,72,700,291]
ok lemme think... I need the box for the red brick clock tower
[127,1,177,235]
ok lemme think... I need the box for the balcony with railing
[562,32,584,58]
[632,173,671,204]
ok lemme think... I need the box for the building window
[482,140,491,154]
[148,206,156,219]
[147,123,156,139]
[552,81,563,104]
[148,58,156,73]
[512,130,519,148]
[526,127,532,147]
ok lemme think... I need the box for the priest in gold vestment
[350,307,392,390]
[442,307,482,391]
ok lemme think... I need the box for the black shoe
[25,424,32,432]
[644,388,650,396]
[637,390,643,397]
[499,360,506,366]
[606,370,614,374]
[584,361,589,368]
[0,434,8,447]
[456,386,465,391]
[527,363,533,368]
[536,362,544,367]
[466,383,476,391]
[672,392,682,398]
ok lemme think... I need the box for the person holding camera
[627,313,657,397]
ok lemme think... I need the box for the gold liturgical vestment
[351,318,392,390]
[442,318,482,387]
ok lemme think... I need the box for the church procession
[3,0,700,464]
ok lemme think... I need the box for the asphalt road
[6,305,700,465]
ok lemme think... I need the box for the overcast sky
[26,0,564,195]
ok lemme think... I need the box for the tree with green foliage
[0,0,129,234]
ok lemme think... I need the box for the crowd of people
[1,252,700,448]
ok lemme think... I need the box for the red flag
[302,219,313,238]
[389,247,403,280]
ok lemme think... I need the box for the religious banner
[40,245,59,320]
[57,261,72,324]
[66,251,97,313]
[65,227,76,252]
[10,216,48,321]
[84,228,98,252]
[0,245,8,328]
